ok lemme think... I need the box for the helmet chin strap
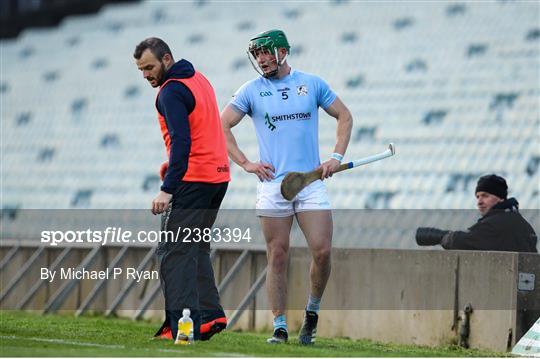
[247,48,288,79]
[277,48,288,66]
[264,48,287,79]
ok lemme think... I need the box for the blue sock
[273,314,287,332]
[306,294,321,313]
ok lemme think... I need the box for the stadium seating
[1,0,538,248]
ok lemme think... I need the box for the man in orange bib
[134,37,230,341]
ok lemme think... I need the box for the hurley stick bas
[280,143,396,201]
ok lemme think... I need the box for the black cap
[475,174,508,199]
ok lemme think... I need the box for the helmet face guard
[247,29,290,78]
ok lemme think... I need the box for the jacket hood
[484,197,520,218]
[163,59,195,82]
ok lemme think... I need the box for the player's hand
[159,161,169,181]
[151,191,173,215]
[318,159,341,179]
[242,161,275,181]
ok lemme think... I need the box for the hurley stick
[280,143,395,201]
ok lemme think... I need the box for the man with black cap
[416,174,537,252]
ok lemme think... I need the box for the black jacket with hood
[441,198,538,252]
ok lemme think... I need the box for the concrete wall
[1,241,538,352]
[285,248,537,352]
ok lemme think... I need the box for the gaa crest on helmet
[297,85,308,96]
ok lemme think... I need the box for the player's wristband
[331,153,344,162]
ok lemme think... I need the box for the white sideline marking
[0,336,125,349]
[0,335,247,356]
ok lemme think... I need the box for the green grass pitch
[0,311,507,357]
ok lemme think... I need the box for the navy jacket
[156,59,196,194]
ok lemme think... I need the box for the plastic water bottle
[175,308,194,345]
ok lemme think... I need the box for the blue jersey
[230,69,337,182]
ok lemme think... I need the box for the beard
[147,62,167,87]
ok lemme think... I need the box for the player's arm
[325,96,353,157]
[220,104,274,181]
[318,96,353,178]
[151,83,193,215]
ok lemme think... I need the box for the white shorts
[256,180,331,217]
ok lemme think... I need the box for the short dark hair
[133,37,173,61]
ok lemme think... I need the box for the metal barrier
[1,240,538,352]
